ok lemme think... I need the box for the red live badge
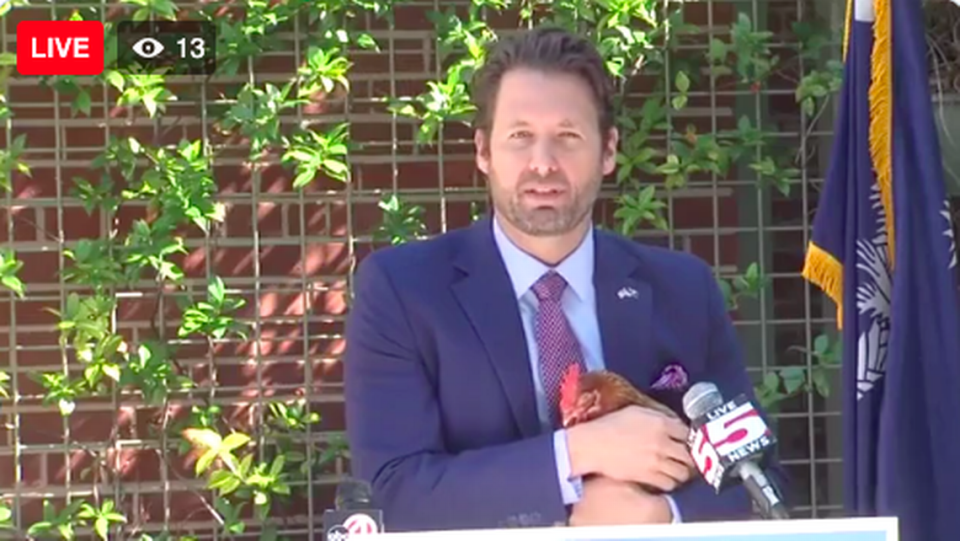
[17,20,104,76]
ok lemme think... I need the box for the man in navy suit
[344,26,783,531]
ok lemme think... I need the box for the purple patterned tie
[532,270,587,427]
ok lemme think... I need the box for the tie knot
[532,271,567,302]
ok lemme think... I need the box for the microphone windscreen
[682,381,725,420]
[335,478,372,510]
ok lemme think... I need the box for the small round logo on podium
[326,525,349,541]
[343,513,379,535]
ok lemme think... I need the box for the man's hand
[567,405,695,491]
[569,476,673,526]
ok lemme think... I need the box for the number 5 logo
[689,426,723,488]
[703,402,769,457]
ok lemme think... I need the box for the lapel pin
[617,286,638,299]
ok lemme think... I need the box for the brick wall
[0,0,827,537]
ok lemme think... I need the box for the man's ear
[474,129,490,175]
[602,126,619,177]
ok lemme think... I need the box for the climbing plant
[0,0,842,538]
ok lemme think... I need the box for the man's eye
[510,131,531,139]
[559,131,580,138]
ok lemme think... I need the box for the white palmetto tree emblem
[855,184,892,400]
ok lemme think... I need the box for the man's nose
[528,140,559,177]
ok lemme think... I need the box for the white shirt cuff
[665,495,682,523]
[552,429,583,505]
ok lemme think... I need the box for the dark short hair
[471,26,616,137]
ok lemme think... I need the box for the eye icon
[131,36,165,59]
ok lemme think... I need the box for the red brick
[46,206,103,241]
[317,401,345,432]
[689,233,741,268]
[353,51,427,75]
[144,490,219,524]
[11,298,60,328]
[18,411,65,445]
[117,448,162,483]
[391,4,442,30]
[0,452,44,489]
[11,208,37,242]
[288,202,334,237]
[69,409,121,443]
[17,252,60,285]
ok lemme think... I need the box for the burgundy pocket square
[650,363,688,391]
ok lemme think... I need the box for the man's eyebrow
[503,118,583,128]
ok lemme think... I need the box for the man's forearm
[362,432,569,531]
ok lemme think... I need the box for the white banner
[371,516,897,541]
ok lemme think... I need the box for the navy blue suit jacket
[343,216,785,531]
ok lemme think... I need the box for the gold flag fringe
[802,242,844,329]
[843,0,853,61]
[869,0,895,267]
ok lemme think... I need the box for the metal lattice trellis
[0,0,855,537]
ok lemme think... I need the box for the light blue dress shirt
[491,216,681,523]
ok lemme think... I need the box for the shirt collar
[492,215,595,302]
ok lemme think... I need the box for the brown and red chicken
[558,364,697,497]
[558,363,680,428]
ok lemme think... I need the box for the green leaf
[762,371,780,392]
[102,363,121,382]
[27,521,53,536]
[221,432,251,452]
[812,368,831,397]
[208,276,225,305]
[73,89,92,117]
[356,33,379,51]
[95,517,109,540]
[269,454,285,477]
[814,334,829,355]
[196,449,219,476]
[1,275,24,297]
[104,70,125,90]
[779,367,806,394]
[674,70,690,93]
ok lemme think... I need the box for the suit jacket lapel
[594,232,657,391]
[450,218,541,438]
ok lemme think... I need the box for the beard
[491,169,598,237]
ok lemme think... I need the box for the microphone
[682,381,790,520]
[322,478,384,539]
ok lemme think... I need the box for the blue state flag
[801,0,960,538]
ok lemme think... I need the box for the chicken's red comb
[558,363,582,411]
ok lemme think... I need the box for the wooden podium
[372,517,897,540]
